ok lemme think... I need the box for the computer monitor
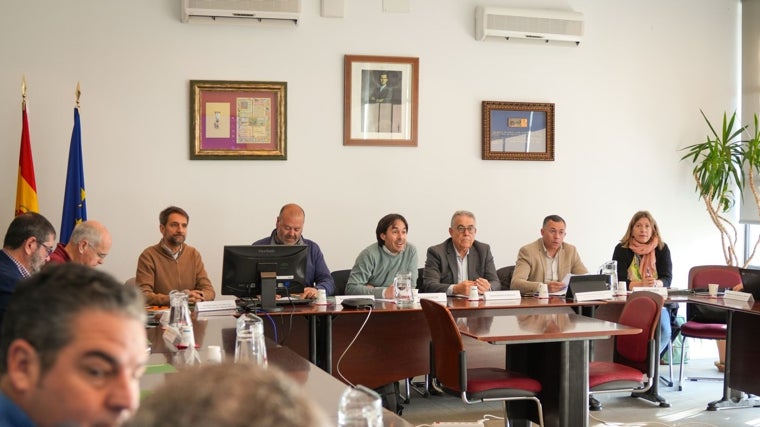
[221,245,308,311]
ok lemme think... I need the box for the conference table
[454,306,640,427]
[680,295,760,410]
[251,296,636,427]
[144,315,412,427]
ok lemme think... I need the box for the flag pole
[21,75,27,109]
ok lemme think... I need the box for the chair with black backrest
[497,265,515,290]
[330,269,351,296]
[677,265,740,390]
[419,299,544,427]
[588,291,664,411]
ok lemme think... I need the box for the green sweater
[346,243,418,298]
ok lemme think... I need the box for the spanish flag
[15,101,39,216]
[60,107,87,244]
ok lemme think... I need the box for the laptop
[738,267,760,300]
[566,274,610,300]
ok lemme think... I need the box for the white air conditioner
[475,6,583,45]
[181,0,301,24]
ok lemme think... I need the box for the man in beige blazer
[511,214,588,294]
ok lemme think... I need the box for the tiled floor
[401,353,760,427]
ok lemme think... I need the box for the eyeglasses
[37,241,54,256]
[455,225,477,234]
[86,242,108,260]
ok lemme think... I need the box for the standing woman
[612,210,674,355]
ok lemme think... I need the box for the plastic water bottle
[337,385,383,427]
[168,290,194,349]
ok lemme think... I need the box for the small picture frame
[190,80,287,160]
[343,55,419,147]
[482,101,555,161]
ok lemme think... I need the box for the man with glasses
[422,210,500,295]
[48,220,111,267]
[511,214,588,295]
[0,212,56,331]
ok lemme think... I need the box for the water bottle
[168,290,194,349]
[337,385,383,427]
[235,313,267,367]
[599,260,618,290]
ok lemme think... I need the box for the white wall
[0,0,739,292]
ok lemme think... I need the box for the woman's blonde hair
[620,210,664,249]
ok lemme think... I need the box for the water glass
[235,313,267,366]
[337,385,383,427]
[393,272,413,307]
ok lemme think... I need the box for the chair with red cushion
[588,291,664,411]
[419,299,544,427]
[677,265,740,390]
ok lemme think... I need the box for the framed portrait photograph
[190,80,287,160]
[482,101,555,161]
[343,55,419,147]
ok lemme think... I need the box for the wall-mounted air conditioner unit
[475,6,584,45]
[181,0,301,25]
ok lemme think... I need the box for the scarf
[627,237,658,281]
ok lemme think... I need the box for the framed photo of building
[343,55,419,147]
[190,80,287,160]
[482,101,555,161]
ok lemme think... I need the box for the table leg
[707,311,760,410]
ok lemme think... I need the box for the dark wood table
[455,306,641,427]
[681,296,760,410]
[145,315,412,426]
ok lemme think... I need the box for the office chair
[588,291,665,411]
[677,265,740,390]
[419,299,544,427]
[497,265,515,290]
[124,277,137,287]
[330,269,351,296]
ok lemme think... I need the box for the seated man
[136,206,215,306]
[511,214,588,294]
[0,263,148,427]
[253,203,335,297]
[346,213,418,299]
[0,212,56,331]
[48,220,111,267]
[345,213,418,413]
[423,210,500,295]
[126,363,329,427]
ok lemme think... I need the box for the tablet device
[566,274,609,300]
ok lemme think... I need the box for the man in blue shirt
[0,263,148,427]
[253,203,335,297]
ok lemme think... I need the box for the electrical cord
[336,306,373,387]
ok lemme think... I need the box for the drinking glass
[393,272,413,307]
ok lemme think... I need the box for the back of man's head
[0,263,145,375]
[126,363,329,427]
[3,212,56,250]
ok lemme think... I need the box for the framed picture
[190,80,287,160]
[482,101,555,161]
[343,55,419,146]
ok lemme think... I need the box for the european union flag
[60,107,87,244]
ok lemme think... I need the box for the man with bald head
[48,220,111,267]
[253,204,335,297]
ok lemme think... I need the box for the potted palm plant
[681,110,760,266]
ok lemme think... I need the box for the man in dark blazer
[422,211,500,295]
[0,212,56,331]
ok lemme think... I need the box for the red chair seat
[589,361,645,388]
[466,367,542,394]
[680,320,726,340]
